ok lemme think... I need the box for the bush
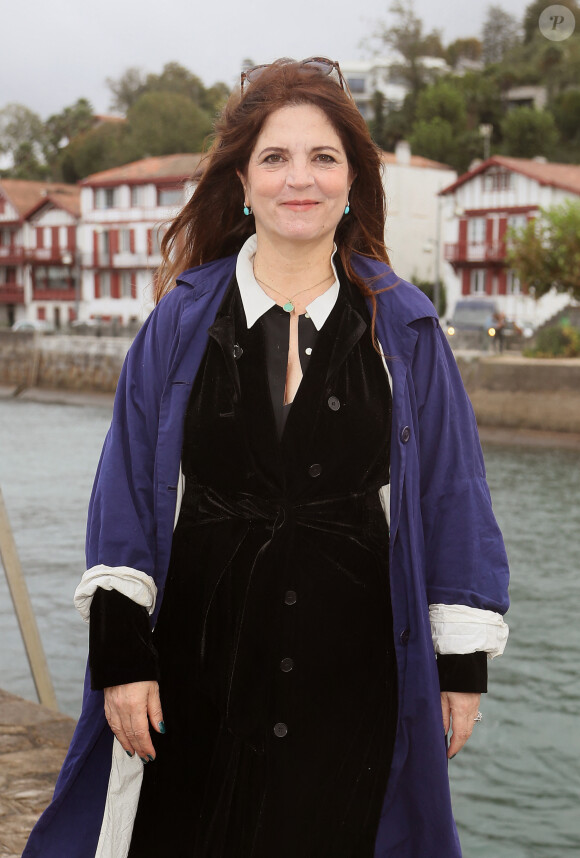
[525,324,580,358]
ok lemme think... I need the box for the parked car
[445,299,498,350]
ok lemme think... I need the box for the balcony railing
[27,247,75,264]
[444,241,507,263]
[0,283,25,304]
[0,245,25,263]
[32,287,77,301]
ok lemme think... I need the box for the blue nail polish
[126,751,133,758]
[140,757,148,764]
[449,754,457,760]
[158,721,166,734]
[147,754,154,762]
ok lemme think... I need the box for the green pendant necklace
[253,269,335,313]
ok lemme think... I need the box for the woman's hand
[440,691,481,759]
[104,681,164,761]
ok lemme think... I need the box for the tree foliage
[126,92,213,157]
[374,1,446,103]
[482,5,521,64]
[507,201,580,300]
[500,107,559,158]
[446,38,482,68]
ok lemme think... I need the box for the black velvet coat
[128,275,398,858]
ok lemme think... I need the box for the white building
[341,55,450,120]
[0,179,80,328]
[79,154,203,325]
[440,155,580,327]
[382,142,456,293]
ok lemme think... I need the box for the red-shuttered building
[0,180,80,327]
[79,154,203,326]
[439,156,580,326]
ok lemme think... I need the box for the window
[98,231,110,257]
[131,185,146,207]
[35,266,70,290]
[467,218,486,243]
[506,269,521,295]
[95,188,117,209]
[470,269,486,295]
[483,170,512,191]
[119,229,132,253]
[120,272,135,298]
[507,214,527,233]
[157,187,183,206]
[99,272,111,298]
[346,77,366,93]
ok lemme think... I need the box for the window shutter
[94,273,100,299]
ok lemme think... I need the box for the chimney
[395,140,411,166]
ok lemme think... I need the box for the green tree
[550,88,580,142]
[126,92,212,157]
[106,67,148,113]
[0,104,46,175]
[43,98,94,175]
[374,1,446,105]
[446,38,483,68]
[409,117,455,165]
[507,200,580,300]
[59,121,133,182]
[482,5,522,64]
[415,80,467,126]
[501,106,559,157]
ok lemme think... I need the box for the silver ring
[474,711,483,723]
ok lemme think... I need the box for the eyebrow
[256,145,343,158]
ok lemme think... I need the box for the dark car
[446,299,498,350]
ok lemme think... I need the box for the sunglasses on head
[240,56,353,99]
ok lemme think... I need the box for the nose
[286,159,314,189]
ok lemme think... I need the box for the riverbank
[1,335,579,435]
[0,688,75,857]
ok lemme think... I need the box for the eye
[315,153,337,163]
[263,153,285,164]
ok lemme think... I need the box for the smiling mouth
[282,200,320,208]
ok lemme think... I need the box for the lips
[282,200,320,211]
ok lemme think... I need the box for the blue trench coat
[24,254,509,858]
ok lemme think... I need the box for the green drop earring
[344,200,350,215]
[243,203,252,216]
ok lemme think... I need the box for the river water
[0,397,578,857]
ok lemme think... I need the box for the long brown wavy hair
[154,58,390,307]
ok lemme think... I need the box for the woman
[24,58,509,858]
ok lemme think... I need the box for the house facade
[78,154,203,326]
[382,142,456,291]
[0,180,80,328]
[440,156,580,326]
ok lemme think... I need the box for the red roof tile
[81,153,205,186]
[439,155,580,196]
[0,179,80,218]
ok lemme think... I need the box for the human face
[239,104,352,249]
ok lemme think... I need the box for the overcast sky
[2,0,532,118]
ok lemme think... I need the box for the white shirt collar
[235,234,340,330]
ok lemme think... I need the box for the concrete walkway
[0,689,75,857]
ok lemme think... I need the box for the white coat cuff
[429,603,509,659]
[74,565,158,623]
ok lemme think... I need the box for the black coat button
[399,628,410,645]
[400,426,411,443]
[327,395,341,411]
[233,343,243,359]
[308,463,322,478]
[273,722,288,737]
[280,657,294,672]
[284,590,297,605]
